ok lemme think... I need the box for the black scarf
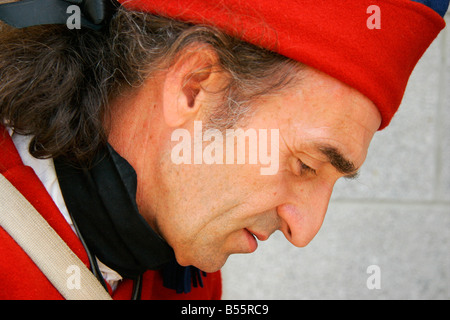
[54,144,205,295]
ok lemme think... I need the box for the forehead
[254,66,381,164]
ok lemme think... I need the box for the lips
[241,228,271,253]
[243,229,258,253]
[245,229,269,242]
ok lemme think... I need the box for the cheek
[149,138,288,264]
[150,161,232,244]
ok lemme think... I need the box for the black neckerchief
[54,144,205,295]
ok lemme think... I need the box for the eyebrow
[315,143,360,180]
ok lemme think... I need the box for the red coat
[0,127,222,300]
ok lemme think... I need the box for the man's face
[144,67,381,272]
[109,64,381,273]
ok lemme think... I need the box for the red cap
[118,0,445,129]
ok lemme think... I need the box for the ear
[162,44,222,127]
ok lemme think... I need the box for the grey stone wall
[221,13,450,300]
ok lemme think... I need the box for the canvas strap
[0,174,112,300]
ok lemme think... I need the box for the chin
[175,251,229,273]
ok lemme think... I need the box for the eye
[297,159,317,176]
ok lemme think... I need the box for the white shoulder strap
[0,174,112,300]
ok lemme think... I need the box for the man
[0,0,447,299]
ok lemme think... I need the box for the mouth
[246,228,269,241]
[243,228,270,253]
[243,229,258,253]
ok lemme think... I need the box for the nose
[277,185,333,247]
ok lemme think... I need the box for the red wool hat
[118,0,445,129]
